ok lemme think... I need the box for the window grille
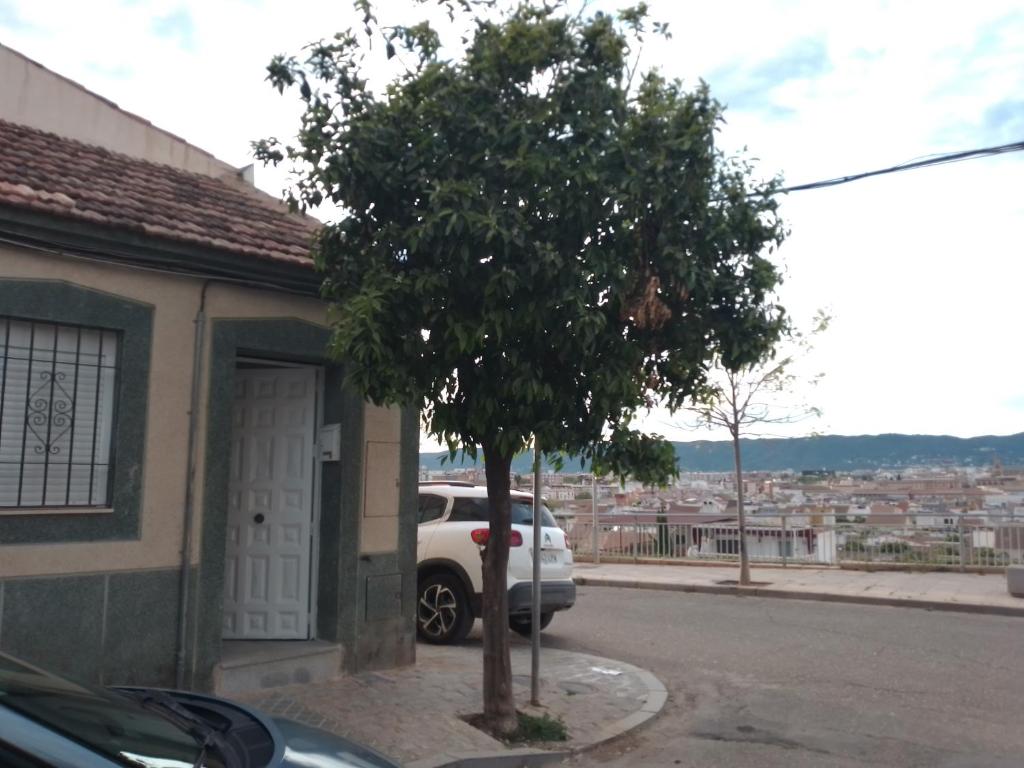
[0,317,120,507]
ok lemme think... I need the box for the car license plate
[540,551,559,564]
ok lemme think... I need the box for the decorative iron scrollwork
[25,370,75,455]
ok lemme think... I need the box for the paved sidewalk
[574,562,1024,616]
[239,634,666,768]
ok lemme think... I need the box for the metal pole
[530,440,542,706]
[782,514,788,568]
[958,513,967,572]
[176,279,210,689]
[591,471,599,564]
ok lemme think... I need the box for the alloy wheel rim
[419,584,458,638]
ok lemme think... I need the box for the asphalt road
[541,585,1024,768]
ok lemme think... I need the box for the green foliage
[973,547,1010,566]
[879,541,912,555]
[510,711,569,743]
[258,0,786,480]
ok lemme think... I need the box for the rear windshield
[0,655,219,768]
[448,497,558,528]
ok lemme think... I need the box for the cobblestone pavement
[239,630,665,766]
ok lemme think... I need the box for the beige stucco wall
[0,44,238,179]
[0,244,328,578]
[360,405,403,554]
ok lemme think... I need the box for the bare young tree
[687,312,829,585]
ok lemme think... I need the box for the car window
[0,742,48,768]
[448,498,489,522]
[0,654,224,768]
[418,494,447,524]
[446,497,557,527]
[511,500,558,528]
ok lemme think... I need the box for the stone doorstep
[214,639,343,697]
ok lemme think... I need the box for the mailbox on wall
[318,423,342,462]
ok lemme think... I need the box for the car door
[416,492,448,562]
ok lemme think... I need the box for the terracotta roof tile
[0,119,317,267]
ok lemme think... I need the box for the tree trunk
[481,444,517,736]
[732,432,751,586]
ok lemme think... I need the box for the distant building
[690,522,837,564]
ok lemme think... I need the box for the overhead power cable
[771,139,1024,195]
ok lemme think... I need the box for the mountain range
[419,432,1024,474]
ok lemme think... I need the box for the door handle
[254,513,265,524]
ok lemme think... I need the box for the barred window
[0,317,119,508]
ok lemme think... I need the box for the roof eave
[0,204,324,297]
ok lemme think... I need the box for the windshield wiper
[191,730,218,768]
[116,690,238,768]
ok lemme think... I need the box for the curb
[574,576,1024,618]
[407,654,669,768]
[406,747,569,768]
[568,662,668,756]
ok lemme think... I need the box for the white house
[690,522,837,564]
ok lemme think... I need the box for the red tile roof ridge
[212,167,320,229]
[0,118,319,269]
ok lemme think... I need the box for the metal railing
[555,511,1024,570]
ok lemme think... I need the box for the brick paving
[239,635,663,766]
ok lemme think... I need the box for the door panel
[416,493,449,560]
[223,367,317,640]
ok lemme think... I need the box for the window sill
[0,506,114,517]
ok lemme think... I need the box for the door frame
[193,318,366,692]
[226,360,323,641]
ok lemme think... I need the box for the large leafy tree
[257,0,786,735]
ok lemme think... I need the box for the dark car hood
[273,717,401,768]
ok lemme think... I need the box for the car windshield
[0,654,224,768]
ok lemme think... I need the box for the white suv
[416,482,576,644]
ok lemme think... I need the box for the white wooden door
[223,367,317,639]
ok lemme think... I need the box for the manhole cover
[714,579,771,586]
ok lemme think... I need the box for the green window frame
[0,280,151,544]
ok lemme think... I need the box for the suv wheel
[417,573,473,644]
[509,611,554,637]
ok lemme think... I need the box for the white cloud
[2,0,1021,449]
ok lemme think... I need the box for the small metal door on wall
[223,365,317,640]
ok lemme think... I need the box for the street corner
[406,640,668,766]
[505,645,669,756]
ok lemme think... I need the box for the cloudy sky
[2,0,1021,445]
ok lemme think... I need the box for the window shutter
[0,318,119,507]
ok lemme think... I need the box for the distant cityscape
[420,457,1024,569]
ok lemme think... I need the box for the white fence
[556,512,1024,569]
